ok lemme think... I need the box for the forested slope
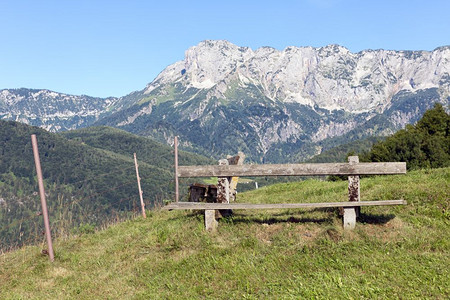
[0,121,211,251]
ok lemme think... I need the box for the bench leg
[343,207,356,230]
[205,210,218,232]
[348,156,361,218]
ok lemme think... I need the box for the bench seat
[163,199,407,210]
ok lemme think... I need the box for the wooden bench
[163,138,407,231]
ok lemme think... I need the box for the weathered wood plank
[177,162,406,177]
[162,200,407,210]
[228,152,245,202]
[217,159,230,204]
[348,156,361,217]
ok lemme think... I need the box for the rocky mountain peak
[184,40,253,89]
[144,40,449,113]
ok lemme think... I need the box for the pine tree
[362,103,449,169]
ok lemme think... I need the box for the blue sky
[1,0,449,98]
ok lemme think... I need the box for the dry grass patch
[255,223,284,245]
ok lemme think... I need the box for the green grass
[199,177,254,185]
[1,168,449,299]
[137,84,179,106]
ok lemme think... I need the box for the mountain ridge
[142,40,449,111]
[0,88,121,131]
[1,40,449,161]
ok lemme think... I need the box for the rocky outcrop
[144,40,450,112]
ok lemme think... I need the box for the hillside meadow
[0,168,449,299]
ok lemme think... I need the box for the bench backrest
[177,162,406,178]
[172,137,406,203]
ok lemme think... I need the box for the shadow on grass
[268,207,337,217]
[227,214,331,225]
[176,208,334,225]
[169,211,395,227]
[358,212,395,225]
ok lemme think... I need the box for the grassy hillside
[0,121,212,251]
[1,168,448,299]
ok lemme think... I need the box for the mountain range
[1,40,449,162]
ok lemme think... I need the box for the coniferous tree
[361,103,449,169]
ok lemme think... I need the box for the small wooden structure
[187,153,245,219]
[188,183,217,203]
[188,153,244,203]
[167,140,406,231]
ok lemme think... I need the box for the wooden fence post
[174,136,179,203]
[217,159,230,204]
[31,134,55,262]
[134,153,146,218]
[344,156,360,230]
[227,152,245,202]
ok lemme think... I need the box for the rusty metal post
[174,136,179,203]
[31,134,54,262]
[134,153,146,218]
